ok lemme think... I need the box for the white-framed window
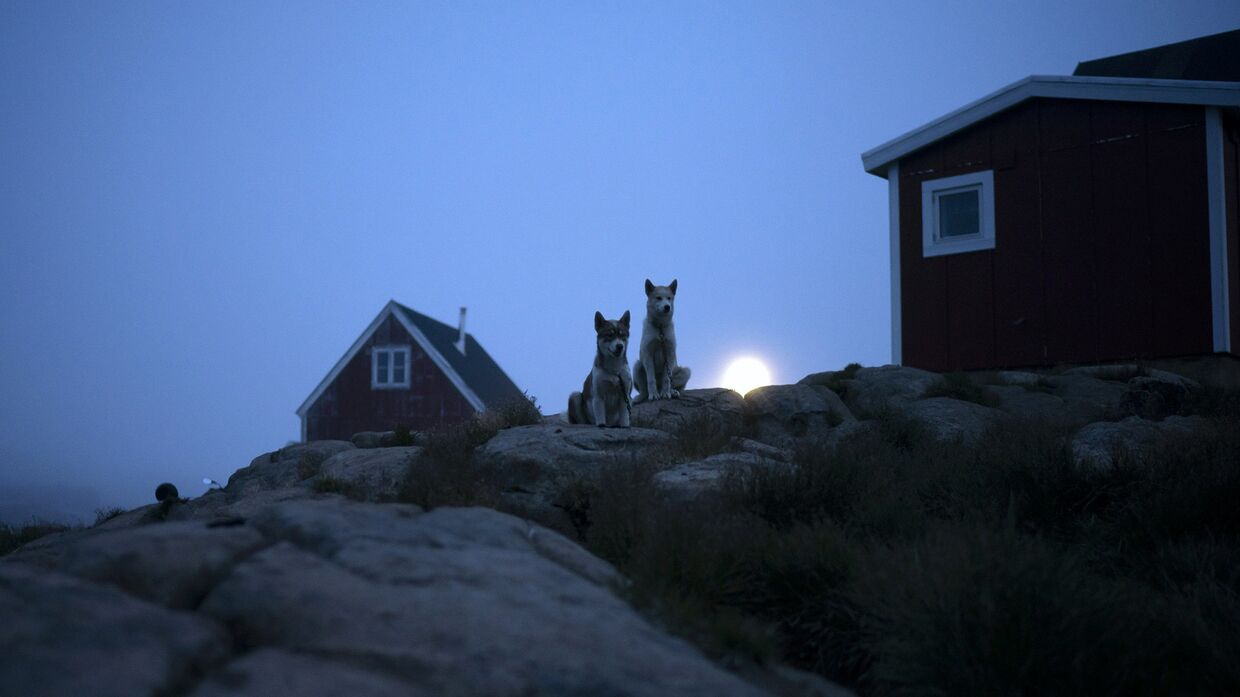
[921,169,995,257]
[372,346,411,389]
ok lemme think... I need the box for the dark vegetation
[399,386,1240,696]
[671,411,748,460]
[397,394,541,510]
[818,362,862,400]
[312,476,365,500]
[93,506,126,525]
[9,380,1233,694]
[921,371,999,407]
[0,520,71,556]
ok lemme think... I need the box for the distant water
[0,481,102,526]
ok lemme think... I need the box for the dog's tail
[566,391,584,424]
[672,366,691,391]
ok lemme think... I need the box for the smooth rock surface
[188,648,427,697]
[1041,375,1127,422]
[6,520,266,609]
[200,502,767,697]
[988,384,1069,422]
[1071,415,1205,470]
[995,370,1043,386]
[746,384,854,447]
[902,397,1002,444]
[839,365,944,416]
[632,387,748,435]
[316,446,420,501]
[653,452,782,500]
[476,423,676,519]
[0,563,230,697]
[227,440,355,496]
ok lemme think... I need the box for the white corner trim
[295,300,486,418]
[300,415,307,443]
[888,163,902,365]
[862,75,1240,175]
[390,311,486,412]
[920,170,996,257]
[296,301,400,417]
[1205,107,1231,353]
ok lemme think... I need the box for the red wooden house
[296,301,525,441]
[862,29,1240,372]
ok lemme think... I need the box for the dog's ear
[594,311,605,331]
[644,279,654,296]
[620,310,630,328]
[669,279,677,295]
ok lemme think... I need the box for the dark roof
[393,302,526,409]
[1074,28,1240,82]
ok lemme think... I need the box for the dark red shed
[296,301,525,441]
[862,30,1240,372]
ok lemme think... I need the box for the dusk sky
[2,1,1236,522]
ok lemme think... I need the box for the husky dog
[633,279,691,403]
[567,311,633,427]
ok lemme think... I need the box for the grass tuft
[0,520,72,556]
[921,372,999,407]
[377,391,1240,695]
[93,507,126,525]
[313,476,365,500]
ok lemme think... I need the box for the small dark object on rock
[206,517,247,528]
[155,482,179,502]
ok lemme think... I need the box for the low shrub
[386,386,1240,695]
[921,372,999,407]
[296,451,327,479]
[0,521,71,556]
[673,411,745,460]
[396,400,541,510]
[93,507,126,525]
[313,476,365,500]
[392,424,416,446]
[818,362,863,399]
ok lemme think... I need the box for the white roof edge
[862,74,1240,176]
[389,310,486,412]
[295,300,485,417]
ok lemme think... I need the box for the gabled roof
[1075,28,1240,82]
[861,74,1240,176]
[295,301,526,418]
[390,302,525,410]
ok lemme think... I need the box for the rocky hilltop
[2,362,1232,697]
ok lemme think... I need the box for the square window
[937,189,980,237]
[921,170,995,257]
[392,352,406,383]
[376,352,390,384]
[372,346,412,389]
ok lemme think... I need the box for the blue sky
[1,1,1235,520]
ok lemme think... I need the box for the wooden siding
[1227,112,1240,351]
[304,315,475,441]
[898,98,1216,371]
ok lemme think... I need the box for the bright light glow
[720,356,772,395]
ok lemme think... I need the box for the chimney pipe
[455,307,467,355]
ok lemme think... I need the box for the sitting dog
[567,311,633,427]
[633,279,691,403]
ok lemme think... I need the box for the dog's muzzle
[610,341,625,356]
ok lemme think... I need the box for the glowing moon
[721,356,772,395]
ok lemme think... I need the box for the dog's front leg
[642,353,660,401]
[591,391,608,428]
[665,343,680,398]
[619,370,633,428]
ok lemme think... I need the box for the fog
[1,2,1233,522]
